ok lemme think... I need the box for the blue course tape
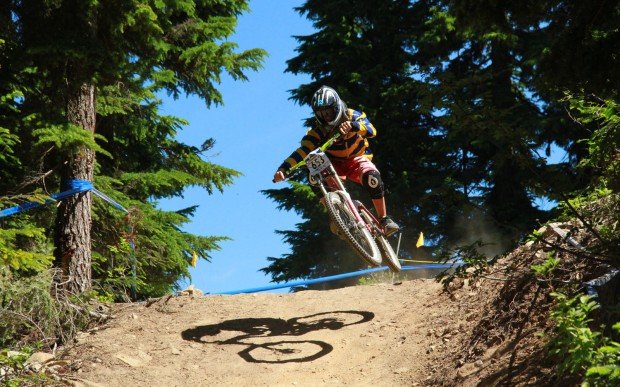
[214,263,453,295]
[584,269,619,297]
[0,180,93,218]
[92,188,128,214]
[0,179,128,218]
[63,179,94,192]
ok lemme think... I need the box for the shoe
[380,216,400,237]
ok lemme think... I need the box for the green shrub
[531,253,560,278]
[568,96,620,191]
[0,346,31,383]
[0,345,53,386]
[0,268,92,349]
[0,225,53,271]
[583,322,620,386]
[0,193,55,272]
[547,292,620,386]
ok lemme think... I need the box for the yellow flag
[191,251,198,267]
[416,232,424,248]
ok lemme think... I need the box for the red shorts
[331,156,378,185]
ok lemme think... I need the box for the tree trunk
[486,38,536,239]
[54,83,96,294]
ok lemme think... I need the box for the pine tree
[265,0,438,280]
[264,0,618,282]
[0,0,266,295]
[534,0,620,101]
[418,1,553,246]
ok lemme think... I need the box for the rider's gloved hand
[273,170,286,183]
[338,121,353,136]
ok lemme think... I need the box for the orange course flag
[416,232,424,248]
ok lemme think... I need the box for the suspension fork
[317,169,365,225]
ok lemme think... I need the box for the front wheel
[376,235,402,272]
[325,191,381,267]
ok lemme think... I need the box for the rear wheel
[376,235,401,272]
[325,191,381,267]
[357,207,402,272]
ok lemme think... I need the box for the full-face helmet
[311,86,346,126]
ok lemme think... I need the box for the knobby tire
[325,191,381,267]
[357,207,402,272]
[376,235,402,272]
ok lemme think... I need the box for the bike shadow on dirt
[181,310,374,363]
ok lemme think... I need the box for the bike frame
[288,132,384,237]
[354,201,384,236]
[280,132,402,271]
[318,173,369,229]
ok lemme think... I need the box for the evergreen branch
[33,123,112,158]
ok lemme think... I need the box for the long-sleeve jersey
[278,108,376,173]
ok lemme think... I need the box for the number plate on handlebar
[306,150,331,176]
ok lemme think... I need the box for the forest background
[0,0,618,383]
[1,0,618,302]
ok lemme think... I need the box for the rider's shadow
[181,310,374,363]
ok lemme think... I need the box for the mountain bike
[276,133,402,272]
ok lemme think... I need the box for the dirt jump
[60,218,605,387]
[62,278,467,386]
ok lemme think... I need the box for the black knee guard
[362,170,384,199]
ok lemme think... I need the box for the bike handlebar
[273,131,342,183]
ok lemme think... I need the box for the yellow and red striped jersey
[278,108,376,172]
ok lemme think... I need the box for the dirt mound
[59,279,457,386]
[427,219,617,386]
[53,215,615,386]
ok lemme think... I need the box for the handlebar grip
[273,169,290,183]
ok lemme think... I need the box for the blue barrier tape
[0,179,128,218]
[584,269,619,297]
[214,263,453,295]
[1,178,135,297]
[0,181,92,218]
[92,188,128,214]
[64,179,94,192]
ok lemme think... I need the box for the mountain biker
[273,85,400,237]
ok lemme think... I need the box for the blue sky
[158,1,315,294]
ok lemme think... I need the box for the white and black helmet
[311,85,346,126]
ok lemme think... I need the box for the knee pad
[362,170,384,199]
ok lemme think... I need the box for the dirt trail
[62,279,465,386]
[57,218,611,386]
